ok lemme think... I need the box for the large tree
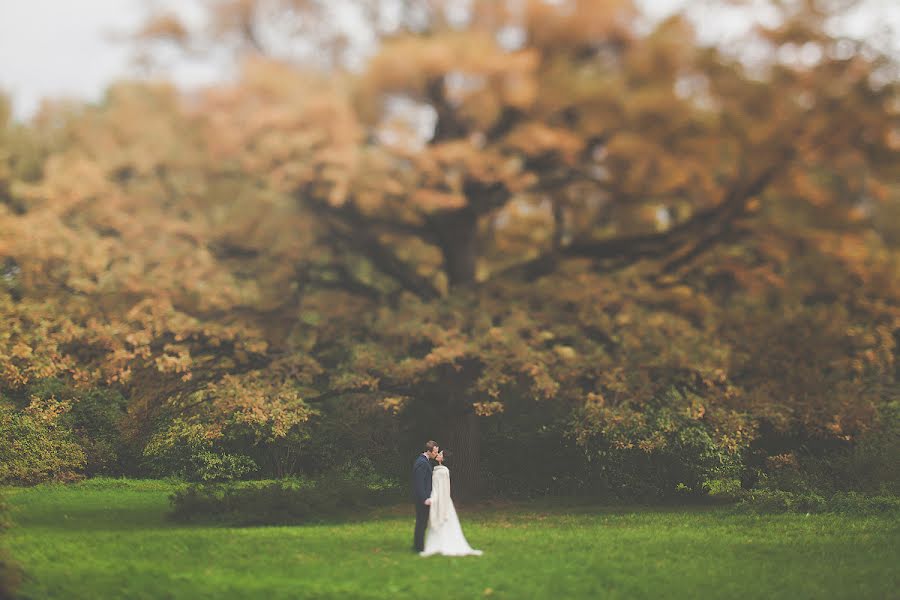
[1,0,897,495]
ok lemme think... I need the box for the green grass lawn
[2,479,898,600]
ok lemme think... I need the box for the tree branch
[302,383,417,404]
[426,76,468,143]
[298,191,442,300]
[487,152,793,284]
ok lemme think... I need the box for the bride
[420,450,483,557]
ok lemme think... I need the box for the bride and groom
[412,440,483,557]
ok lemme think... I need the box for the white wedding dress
[419,465,483,557]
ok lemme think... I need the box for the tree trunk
[419,360,484,501]
[431,208,478,287]
[423,207,482,497]
[440,409,481,502]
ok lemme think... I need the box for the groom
[412,440,439,552]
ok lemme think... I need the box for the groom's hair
[424,440,438,452]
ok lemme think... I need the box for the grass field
[2,479,898,599]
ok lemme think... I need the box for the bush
[221,423,311,479]
[0,400,86,484]
[143,419,258,482]
[735,489,900,515]
[8,379,130,477]
[838,400,900,494]
[702,478,746,502]
[169,470,403,525]
[744,399,900,498]
[64,387,129,476]
[572,388,749,502]
[736,489,827,513]
[187,451,258,482]
[295,396,406,481]
[824,491,900,515]
[326,457,400,491]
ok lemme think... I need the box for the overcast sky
[1,0,898,121]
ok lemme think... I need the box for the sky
[1,0,898,121]
[0,0,219,120]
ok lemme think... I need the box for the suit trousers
[413,502,430,551]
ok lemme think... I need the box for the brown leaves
[473,401,504,416]
[521,0,636,51]
[202,372,312,438]
[412,189,468,213]
[504,123,584,165]
[135,13,189,44]
[363,33,540,110]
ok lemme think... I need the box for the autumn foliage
[0,0,898,498]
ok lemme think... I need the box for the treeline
[2,370,898,503]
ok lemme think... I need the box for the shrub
[221,422,311,479]
[169,470,402,525]
[142,419,257,482]
[735,489,900,515]
[327,457,400,491]
[9,379,130,477]
[824,491,900,516]
[294,396,405,481]
[572,387,750,501]
[838,399,900,494]
[65,387,129,476]
[703,478,746,502]
[745,398,900,497]
[736,489,827,513]
[0,399,86,484]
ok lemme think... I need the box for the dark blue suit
[412,454,433,551]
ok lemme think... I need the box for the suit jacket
[412,454,433,504]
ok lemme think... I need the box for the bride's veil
[429,466,451,528]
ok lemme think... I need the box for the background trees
[0,0,897,499]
